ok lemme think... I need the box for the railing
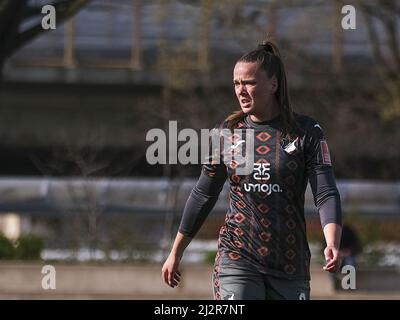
[0,177,399,218]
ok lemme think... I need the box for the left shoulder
[293,112,322,130]
[293,112,326,138]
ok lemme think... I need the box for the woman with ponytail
[162,39,342,300]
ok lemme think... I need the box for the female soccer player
[162,39,342,300]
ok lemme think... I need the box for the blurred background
[0,0,399,299]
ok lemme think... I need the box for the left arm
[322,223,342,272]
[305,119,343,272]
[309,169,343,272]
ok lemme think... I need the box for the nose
[237,84,247,95]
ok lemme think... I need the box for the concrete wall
[0,263,398,300]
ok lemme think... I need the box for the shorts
[213,265,310,300]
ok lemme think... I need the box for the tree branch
[0,0,27,65]
[8,0,91,60]
[384,17,400,72]
[358,1,391,77]
[23,0,75,20]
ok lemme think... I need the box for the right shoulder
[211,119,230,130]
[212,117,247,130]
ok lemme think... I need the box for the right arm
[162,161,227,288]
[161,231,192,288]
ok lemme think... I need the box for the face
[233,62,277,116]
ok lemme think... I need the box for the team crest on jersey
[282,136,300,155]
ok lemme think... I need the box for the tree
[359,0,400,120]
[0,0,90,75]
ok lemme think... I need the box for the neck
[250,99,280,123]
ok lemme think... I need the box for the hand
[323,245,342,273]
[162,254,182,288]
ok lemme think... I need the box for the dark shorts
[213,265,310,300]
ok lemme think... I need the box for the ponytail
[225,110,245,131]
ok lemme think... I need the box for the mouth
[240,98,252,108]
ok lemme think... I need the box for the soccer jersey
[179,113,342,280]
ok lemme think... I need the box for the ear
[270,76,278,94]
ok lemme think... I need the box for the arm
[306,120,343,272]
[161,231,192,288]
[309,170,343,272]
[162,163,227,288]
[322,223,342,272]
[178,167,228,237]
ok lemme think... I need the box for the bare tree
[359,0,400,120]
[28,124,143,258]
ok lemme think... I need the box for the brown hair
[226,39,295,136]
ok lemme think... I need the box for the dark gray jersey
[179,113,342,280]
